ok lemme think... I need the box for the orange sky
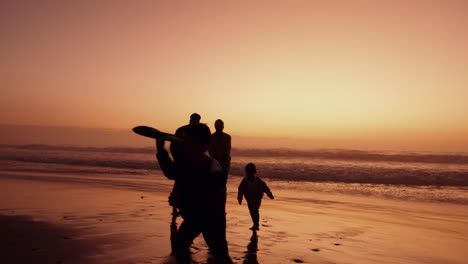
[1,1,467,151]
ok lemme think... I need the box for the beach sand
[1,171,467,264]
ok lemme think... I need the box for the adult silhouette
[166,113,202,212]
[157,124,233,264]
[170,113,201,163]
[209,119,231,176]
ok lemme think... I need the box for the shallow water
[1,144,467,204]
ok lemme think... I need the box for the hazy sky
[1,1,467,151]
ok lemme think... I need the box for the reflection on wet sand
[170,207,178,256]
[243,230,259,264]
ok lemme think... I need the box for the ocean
[1,144,467,204]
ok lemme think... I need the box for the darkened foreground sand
[1,214,104,264]
[1,171,467,264]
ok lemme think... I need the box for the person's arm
[210,159,227,186]
[208,134,215,158]
[237,180,245,204]
[169,127,181,159]
[155,139,177,180]
[262,181,274,200]
[223,134,231,167]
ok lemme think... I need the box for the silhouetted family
[155,113,274,264]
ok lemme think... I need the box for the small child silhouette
[237,163,274,230]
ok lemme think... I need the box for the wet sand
[1,172,467,264]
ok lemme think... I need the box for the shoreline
[1,172,468,263]
[2,170,467,205]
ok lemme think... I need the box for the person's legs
[247,201,260,229]
[174,219,201,264]
[170,207,178,255]
[202,214,232,264]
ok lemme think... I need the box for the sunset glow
[1,1,467,151]
[1,2,468,263]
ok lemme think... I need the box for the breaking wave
[1,144,467,186]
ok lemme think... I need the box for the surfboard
[132,126,183,142]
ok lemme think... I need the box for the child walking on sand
[237,163,274,230]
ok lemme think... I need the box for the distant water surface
[1,144,467,204]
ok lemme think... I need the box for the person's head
[214,119,224,132]
[184,123,211,155]
[245,163,256,177]
[189,113,201,125]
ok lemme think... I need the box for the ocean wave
[0,153,157,170]
[0,144,155,154]
[229,162,468,186]
[231,148,468,165]
[2,144,468,187]
[2,144,467,165]
[1,155,467,187]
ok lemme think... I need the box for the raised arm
[155,139,177,180]
[169,127,184,163]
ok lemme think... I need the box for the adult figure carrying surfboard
[167,113,201,212]
[209,119,231,176]
[156,123,233,264]
[170,113,201,163]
